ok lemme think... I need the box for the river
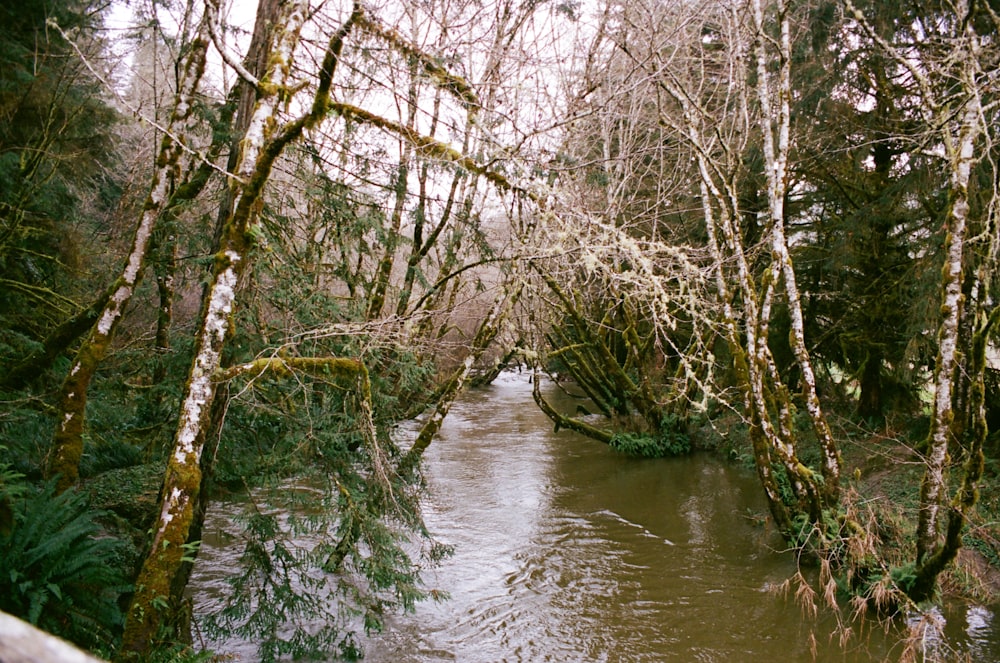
[190,371,1000,661]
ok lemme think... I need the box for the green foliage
[79,438,145,478]
[788,508,844,556]
[203,509,360,662]
[609,416,690,458]
[0,403,52,478]
[791,4,939,421]
[0,472,129,652]
[888,562,919,597]
[963,533,1000,570]
[201,480,446,662]
[198,339,446,660]
[771,464,797,509]
[0,0,124,372]
[139,644,220,663]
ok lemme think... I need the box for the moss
[329,102,517,194]
[120,461,202,658]
[212,356,364,383]
[85,463,164,531]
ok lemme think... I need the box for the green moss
[85,463,164,530]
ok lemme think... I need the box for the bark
[915,88,979,565]
[120,2,365,654]
[0,611,105,663]
[750,0,840,506]
[630,3,825,538]
[531,370,614,444]
[45,15,211,493]
[150,224,177,387]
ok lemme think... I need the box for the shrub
[608,414,691,458]
[0,474,129,653]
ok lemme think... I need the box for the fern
[0,477,129,652]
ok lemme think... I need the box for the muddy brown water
[190,372,1000,661]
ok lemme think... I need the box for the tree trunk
[120,3,365,653]
[45,15,211,493]
[915,91,978,567]
[856,349,884,421]
[751,0,840,507]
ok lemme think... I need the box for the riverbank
[691,410,1000,607]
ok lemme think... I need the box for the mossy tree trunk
[629,0,834,539]
[750,0,840,506]
[149,94,238,386]
[914,99,977,570]
[909,29,989,599]
[532,268,666,440]
[120,1,366,654]
[847,0,996,600]
[45,14,211,493]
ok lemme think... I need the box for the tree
[0,0,121,383]
[564,0,998,604]
[791,0,935,421]
[564,0,841,538]
[846,0,1000,600]
[45,1,212,493]
[120,0,533,655]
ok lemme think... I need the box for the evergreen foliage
[0,0,996,658]
[608,414,691,458]
[0,0,121,355]
[199,343,447,660]
[790,0,939,420]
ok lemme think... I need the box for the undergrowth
[0,462,130,654]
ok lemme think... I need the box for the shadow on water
[190,372,1000,662]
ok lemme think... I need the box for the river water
[190,372,1000,661]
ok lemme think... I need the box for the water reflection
[189,372,1000,661]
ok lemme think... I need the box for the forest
[0,0,998,660]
